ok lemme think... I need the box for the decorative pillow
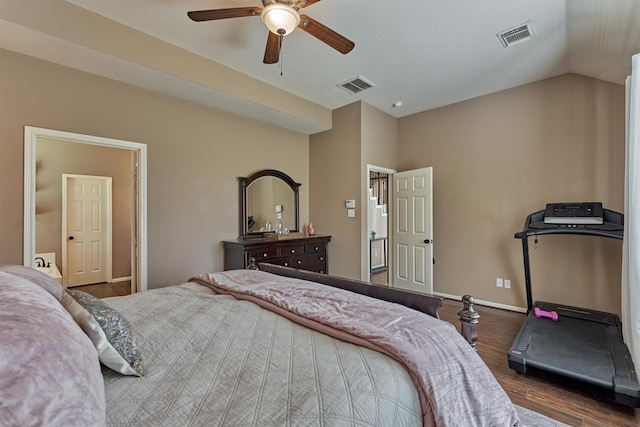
[62,289,144,376]
[0,272,105,426]
[0,264,63,302]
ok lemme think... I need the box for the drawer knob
[319,256,324,261]
[297,260,302,265]
[314,246,319,250]
[263,253,268,257]
[290,249,295,253]
[284,262,289,266]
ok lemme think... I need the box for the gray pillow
[63,290,144,376]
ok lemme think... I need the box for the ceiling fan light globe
[261,4,300,36]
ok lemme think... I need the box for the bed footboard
[255,262,479,348]
[458,295,480,349]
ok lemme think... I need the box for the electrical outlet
[504,279,511,289]
[496,278,503,288]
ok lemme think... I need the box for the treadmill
[508,203,640,407]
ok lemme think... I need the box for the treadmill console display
[544,202,603,225]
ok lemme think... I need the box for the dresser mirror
[239,169,300,238]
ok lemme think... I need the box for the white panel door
[392,167,433,294]
[65,176,110,286]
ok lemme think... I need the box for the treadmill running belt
[508,301,640,407]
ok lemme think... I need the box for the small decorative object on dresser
[307,222,314,236]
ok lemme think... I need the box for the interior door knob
[424,239,432,244]
[68,236,74,240]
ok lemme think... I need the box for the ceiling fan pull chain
[279,34,284,76]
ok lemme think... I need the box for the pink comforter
[190,270,520,427]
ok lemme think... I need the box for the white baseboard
[110,276,132,283]
[433,291,527,313]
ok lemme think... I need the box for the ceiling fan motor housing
[261,2,301,35]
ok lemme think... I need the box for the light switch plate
[347,209,356,217]
[346,199,356,208]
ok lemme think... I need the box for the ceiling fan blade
[298,15,354,54]
[187,7,262,22]
[299,0,322,8]
[263,31,281,64]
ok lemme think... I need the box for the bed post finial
[247,257,259,270]
[458,294,480,350]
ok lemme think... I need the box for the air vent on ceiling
[338,75,375,94]
[498,22,534,48]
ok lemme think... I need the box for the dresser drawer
[293,252,326,269]
[305,242,327,253]
[248,247,279,260]
[280,244,305,256]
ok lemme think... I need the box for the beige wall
[398,74,625,313]
[361,103,398,170]
[310,102,398,280]
[36,138,132,279]
[0,49,309,288]
[309,103,362,278]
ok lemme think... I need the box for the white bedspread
[102,283,424,426]
[191,270,520,427]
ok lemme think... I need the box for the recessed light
[392,101,403,108]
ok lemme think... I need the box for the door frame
[23,126,148,292]
[62,174,112,287]
[363,164,396,283]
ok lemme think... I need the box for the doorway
[364,165,434,295]
[366,165,395,285]
[23,126,148,292]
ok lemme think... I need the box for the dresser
[223,235,331,274]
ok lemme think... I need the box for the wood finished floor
[438,299,640,427]
[84,281,639,426]
[71,281,131,298]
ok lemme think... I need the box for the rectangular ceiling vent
[498,22,534,48]
[338,75,375,94]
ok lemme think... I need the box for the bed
[0,264,520,426]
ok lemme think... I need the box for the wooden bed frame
[257,262,480,348]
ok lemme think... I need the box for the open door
[392,167,433,294]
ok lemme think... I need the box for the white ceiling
[2,0,639,133]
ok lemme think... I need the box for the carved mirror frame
[239,169,300,238]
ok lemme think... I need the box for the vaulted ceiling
[1,0,639,134]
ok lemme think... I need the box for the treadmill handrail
[514,207,624,312]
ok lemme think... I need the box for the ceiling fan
[188,0,355,64]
